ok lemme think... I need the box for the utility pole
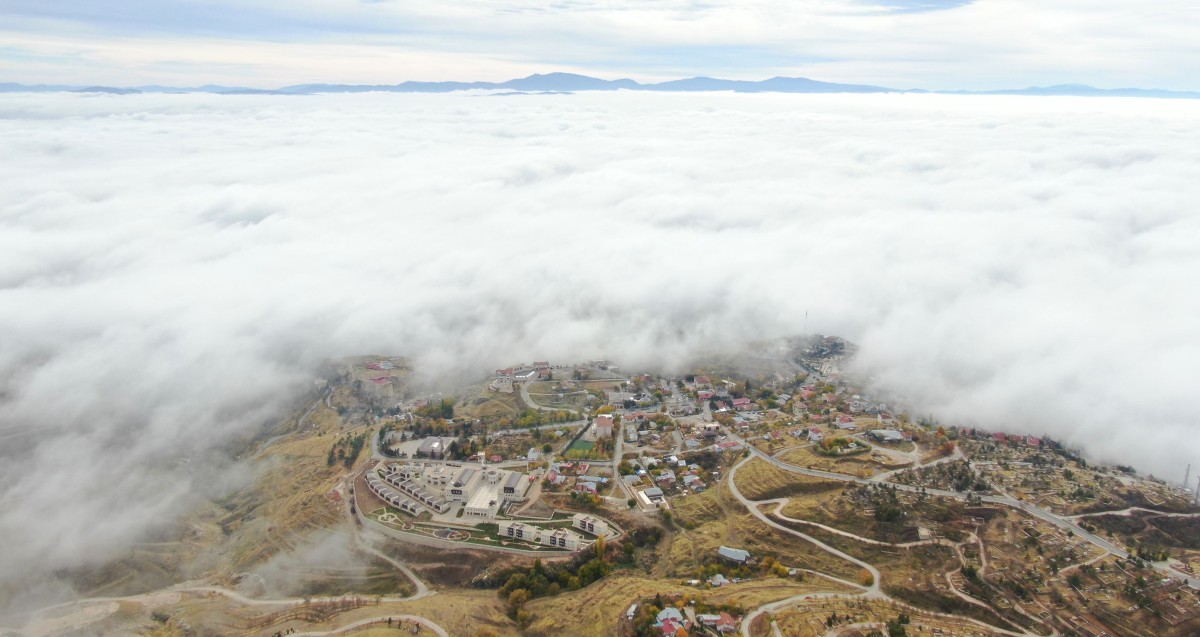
[1186,463,1193,491]
[1195,476,1200,507]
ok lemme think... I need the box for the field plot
[769,597,1007,637]
[668,483,862,581]
[777,483,971,544]
[730,458,845,501]
[523,573,850,637]
[778,445,910,478]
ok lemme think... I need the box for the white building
[594,414,615,438]
[498,521,583,550]
[572,512,610,537]
[539,528,582,550]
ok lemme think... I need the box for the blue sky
[1,0,1197,89]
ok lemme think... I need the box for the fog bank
[1,91,1198,605]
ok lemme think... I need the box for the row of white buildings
[372,462,533,518]
[498,513,612,551]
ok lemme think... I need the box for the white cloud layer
[1,91,1199,609]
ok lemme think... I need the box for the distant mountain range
[2,73,1198,99]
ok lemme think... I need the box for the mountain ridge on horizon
[3,72,1198,99]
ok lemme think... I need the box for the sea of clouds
[1,90,1198,609]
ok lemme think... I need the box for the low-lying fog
[1,90,1197,609]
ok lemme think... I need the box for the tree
[506,588,531,620]
[627,498,637,509]
[542,443,552,454]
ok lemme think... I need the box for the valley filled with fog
[1,90,1198,602]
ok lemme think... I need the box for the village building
[869,429,905,444]
[497,521,583,550]
[572,512,610,537]
[718,545,751,563]
[594,413,615,438]
[416,436,452,459]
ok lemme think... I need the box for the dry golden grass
[705,578,856,608]
[219,433,348,572]
[170,587,517,637]
[523,573,850,637]
[460,390,521,420]
[524,574,693,636]
[673,485,725,526]
[772,597,1005,637]
[777,446,907,478]
[667,483,860,581]
[732,458,845,501]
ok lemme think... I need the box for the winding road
[721,427,1197,590]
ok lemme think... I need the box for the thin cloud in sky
[1,92,1198,614]
[0,0,1198,89]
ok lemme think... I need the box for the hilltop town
[16,337,1200,637]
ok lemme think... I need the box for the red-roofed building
[658,618,685,636]
[1026,436,1042,447]
[594,414,615,438]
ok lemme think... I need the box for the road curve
[290,614,449,637]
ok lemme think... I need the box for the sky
[1,91,1199,613]
[2,0,1200,89]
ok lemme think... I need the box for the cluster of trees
[816,436,864,457]
[505,408,574,429]
[566,490,602,510]
[896,460,988,493]
[1132,541,1170,562]
[445,438,480,461]
[691,555,793,582]
[327,432,368,468]
[855,483,906,525]
[414,398,455,420]
[885,612,911,637]
[496,541,616,627]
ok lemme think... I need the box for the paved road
[726,454,882,597]
[291,614,449,637]
[518,381,582,415]
[722,427,1199,591]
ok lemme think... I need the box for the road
[518,380,582,415]
[291,614,448,637]
[722,426,1199,590]
[19,582,449,637]
[611,418,635,505]
[726,454,882,596]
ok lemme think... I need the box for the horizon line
[3,72,1199,98]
